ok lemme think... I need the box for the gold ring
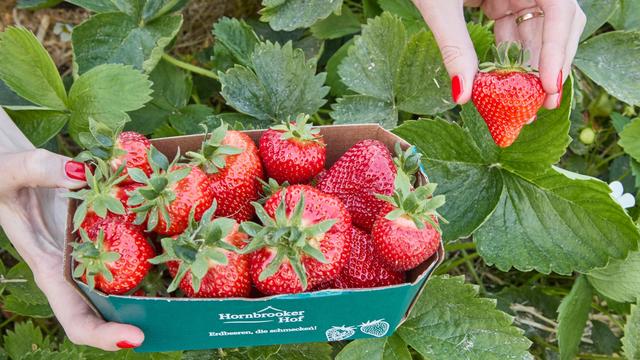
[515,10,544,25]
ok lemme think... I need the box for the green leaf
[588,250,640,303]
[188,343,332,360]
[3,295,53,318]
[16,0,63,10]
[397,275,533,359]
[467,22,495,62]
[591,320,622,355]
[72,12,183,74]
[577,0,619,40]
[67,64,153,142]
[6,109,68,147]
[574,31,640,106]
[609,0,640,30]
[5,262,49,306]
[213,17,260,68]
[325,39,353,98]
[219,41,328,123]
[168,104,216,134]
[0,27,67,110]
[612,112,632,134]
[557,276,592,360]
[0,79,33,107]
[620,118,640,162]
[336,334,411,360]
[67,0,131,14]
[331,96,396,128]
[624,304,640,359]
[259,0,343,31]
[310,5,361,40]
[3,321,51,360]
[334,13,453,127]
[377,0,423,33]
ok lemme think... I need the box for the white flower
[53,23,73,43]
[609,181,636,209]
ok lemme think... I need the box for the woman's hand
[0,108,144,351]
[413,0,586,109]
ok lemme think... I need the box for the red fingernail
[451,75,463,103]
[116,341,140,349]
[556,86,563,109]
[557,70,563,93]
[65,161,86,181]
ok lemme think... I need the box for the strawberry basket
[64,124,444,352]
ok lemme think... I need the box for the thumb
[1,149,86,193]
[414,0,478,104]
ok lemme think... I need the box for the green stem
[0,315,18,329]
[594,151,625,169]
[162,53,219,81]
[444,241,476,252]
[462,249,486,294]
[435,252,480,275]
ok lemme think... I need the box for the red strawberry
[72,218,155,295]
[334,227,405,289]
[259,114,326,184]
[150,203,251,298]
[81,183,141,231]
[241,185,351,295]
[187,123,264,221]
[372,170,444,271]
[111,131,152,184]
[317,139,396,231]
[471,42,546,147]
[128,147,215,236]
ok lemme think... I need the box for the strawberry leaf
[578,0,618,40]
[213,17,260,68]
[336,334,411,360]
[4,109,68,147]
[588,250,640,303]
[624,304,640,359]
[619,117,640,163]
[259,0,343,31]
[3,321,51,360]
[310,5,361,40]
[219,41,328,123]
[557,276,592,360]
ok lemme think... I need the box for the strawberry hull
[64,124,444,352]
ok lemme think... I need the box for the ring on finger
[515,10,544,25]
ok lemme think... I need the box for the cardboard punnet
[64,124,445,352]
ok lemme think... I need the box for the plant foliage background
[1,0,640,358]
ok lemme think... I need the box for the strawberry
[150,202,251,298]
[317,139,396,231]
[111,131,153,184]
[127,147,215,236]
[241,185,351,295]
[334,227,405,289]
[472,42,546,147]
[71,218,155,295]
[372,170,445,271]
[259,114,326,185]
[187,123,264,222]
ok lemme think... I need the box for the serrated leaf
[3,321,51,360]
[190,343,332,360]
[557,276,592,360]
[260,0,343,31]
[310,5,361,40]
[5,262,49,306]
[574,31,640,106]
[67,0,134,15]
[331,95,396,128]
[168,104,216,134]
[6,109,68,147]
[0,79,33,107]
[72,12,183,74]
[578,0,619,40]
[3,295,53,318]
[326,38,353,97]
[620,117,640,162]
[467,22,494,62]
[588,250,640,303]
[16,0,63,10]
[67,64,153,142]
[0,27,68,110]
[397,275,533,359]
[335,13,453,127]
[624,304,640,359]
[213,17,260,68]
[219,41,328,123]
[21,349,82,360]
[609,0,640,30]
[377,0,422,33]
[336,334,411,360]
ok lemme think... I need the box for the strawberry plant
[1,0,640,358]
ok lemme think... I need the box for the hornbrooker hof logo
[219,306,305,324]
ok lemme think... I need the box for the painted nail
[65,161,86,181]
[116,341,140,349]
[556,70,563,93]
[451,75,463,103]
[556,86,563,109]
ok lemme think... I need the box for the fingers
[494,17,519,44]
[537,0,578,95]
[413,0,478,104]
[35,265,144,351]
[0,149,86,194]
[515,8,544,69]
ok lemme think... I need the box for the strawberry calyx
[127,146,191,232]
[271,114,324,145]
[375,169,446,232]
[257,178,289,204]
[66,158,128,231]
[149,202,239,293]
[76,118,127,161]
[186,122,243,174]
[393,144,423,184]
[479,41,534,74]
[240,190,336,290]
[71,228,121,290]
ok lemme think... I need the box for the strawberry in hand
[372,170,445,271]
[259,114,326,185]
[241,185,352,295]
[471,42,546,148]
[149,202,251,298]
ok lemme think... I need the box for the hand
[0,108,144,351]
[413,0,586,109]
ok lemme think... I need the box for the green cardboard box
[64,124,445,352]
